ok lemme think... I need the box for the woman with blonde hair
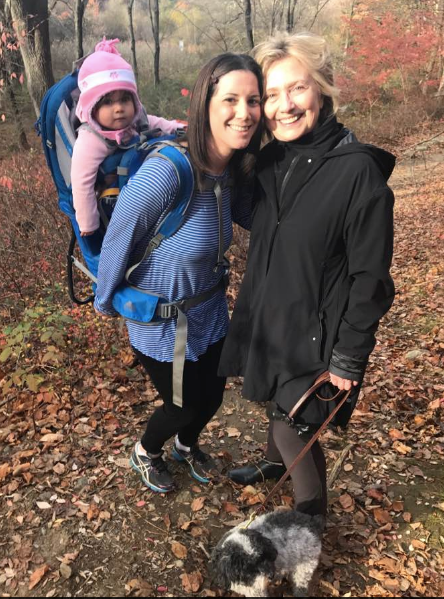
[220,32,395,517]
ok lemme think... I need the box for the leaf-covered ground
[0,137,443,597]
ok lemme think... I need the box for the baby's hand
[80,230,95,237]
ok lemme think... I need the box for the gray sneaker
[130,446,175,493]
[172,444,220,483]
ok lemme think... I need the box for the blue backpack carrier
[36,65,194,325]
[36,65,232,407]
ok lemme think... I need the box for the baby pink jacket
[71,115,182,234]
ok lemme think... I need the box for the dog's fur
[210,509,323,597]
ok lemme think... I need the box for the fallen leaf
[383,577,400,593]
[191,496,206,512]
[393,441,412,454]
[367,488,384,502]
[226,427,241,438]
[318,579,340,597]
[408,465,425,477]
[180,519,199,530]
[53,463,65,475]
[59,563,72,579]
[36,501,52,510]
[389,428,405,440]
[338,493,355,511]
[39,432,63,445]
[222,502,240,513]
[374,508,392,525]
[29,564,49,590]
[180,571,203,593]
[171,541,187,559]
[87,503,99,521]
[0,463,11,481]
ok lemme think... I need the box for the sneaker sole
[129,456,174,493]
[171,447,210,484]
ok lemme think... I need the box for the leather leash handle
[287,371,343,420]
[255,372,351,513]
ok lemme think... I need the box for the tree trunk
[344,0,357,54]
[7,0,54,118]
[286,0,298,32]
[128,0,139,84]
[7,79,30,149]
[148,0,160,86]
[74,0,86,60]
[243,0,254,50]
[0,5,29,149]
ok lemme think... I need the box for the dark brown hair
[186,53,263,189]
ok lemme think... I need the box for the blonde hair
[254,31,340,116]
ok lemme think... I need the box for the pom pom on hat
[94,37,121,55]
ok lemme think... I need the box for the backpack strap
[124,141,194,282]
[201,177,233,272]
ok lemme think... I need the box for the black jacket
[219,129,395,425]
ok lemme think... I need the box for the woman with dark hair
[220,32,395,518]
[94,53,263,493]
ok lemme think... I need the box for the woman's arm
[94,157,179,315]
[329,186,395,382]
[231,179,259,231]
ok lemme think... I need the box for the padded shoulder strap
[125,142,194,282]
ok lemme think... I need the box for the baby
[72,38,183,236]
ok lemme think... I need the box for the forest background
[0,0,443,598]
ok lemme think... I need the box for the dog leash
[245,372,352,527]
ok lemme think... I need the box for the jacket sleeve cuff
[329,349,367,382]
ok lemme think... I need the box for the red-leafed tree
[340,8,438,110]
[0,5,29,148]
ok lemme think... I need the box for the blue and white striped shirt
[94,156,251,362]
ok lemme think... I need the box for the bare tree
[148,0,160,85]
[128,0,139,84]
[307,0,333,30]
[243,0,254,49]
[286,0,298,32]
[75,0,87,60]
[6,0,54,117]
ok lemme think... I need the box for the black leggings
[133,338,226,455]
[265,420,327,516]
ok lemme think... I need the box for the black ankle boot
[228,459,286,485]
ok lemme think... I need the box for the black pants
[133,338,226,455]
[265,419,327,517]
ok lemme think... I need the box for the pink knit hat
[76,38,142,132]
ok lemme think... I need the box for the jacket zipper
[265,155,301,274]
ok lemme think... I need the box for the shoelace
[190,446,208,464]
[150,456,168,473]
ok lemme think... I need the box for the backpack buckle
[159,303,178,319]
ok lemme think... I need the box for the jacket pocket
[318,310,326,361]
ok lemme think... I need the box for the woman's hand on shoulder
[329,373,359,391]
